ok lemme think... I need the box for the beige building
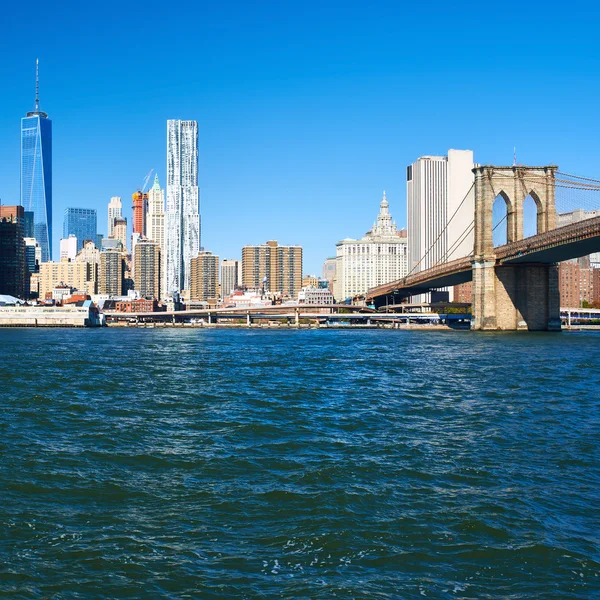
[39,259,97,300]
[134,241,161,300]
[146,174,166,296]
[242,240,302,298]
[190,251,219,302]
[99,250,125,296]
[112,216,128,251]
[75,240,101,264]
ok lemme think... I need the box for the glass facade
[21,114,52,262]
[63,208,98,252]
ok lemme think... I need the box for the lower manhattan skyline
[0,2,599,273]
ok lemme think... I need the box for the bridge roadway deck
[105,304,376,321]
[366,215,600,302]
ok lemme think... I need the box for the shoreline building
[21,60,52,262]
[107,197,122,239]
[406,149,475,301]
[242,240,303,299]
[0,206,27,299]
[134,240,161,300]
[63,208,97,252]
[335,192,408,301]
[165,120,200,295]
[190,251,219,303]
[221,259,239,297]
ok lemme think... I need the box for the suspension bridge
[366,165,600,331]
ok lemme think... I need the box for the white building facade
[406,149,475,300]
[165,120,200,295]
[60,235,78,261]
[146,174,166,297]
[107,196,122,239]
[335,192,408,301]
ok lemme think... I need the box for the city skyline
[1,3,600,274]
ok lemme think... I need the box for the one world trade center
[21,59,52,261]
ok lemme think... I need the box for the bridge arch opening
[492,191,511,247]
[523,191,543,238]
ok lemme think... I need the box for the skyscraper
[221,259,239,296]
[0,206,27,298]
[134,240,161,300]
[132,191,148,237]
[107,197,122,239]
[21,60,52,262]
[63,208,97,251]
[190,251,219,302]
[146,174,166,298]
[406,149,475,301]
[165,120,200,295]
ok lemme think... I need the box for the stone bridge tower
[471,166,561,331]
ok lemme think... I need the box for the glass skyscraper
[63,208,98,252]
[21,60,52,262]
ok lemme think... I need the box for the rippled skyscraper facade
[21,61,52,262]
[165,120,200,295]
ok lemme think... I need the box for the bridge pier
[472,260,560,331]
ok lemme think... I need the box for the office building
[134,240,161,300]
[75,240,101,264]
[23,211,34,238]
[99,250,126,296]
[0,206,26,298]
[113,217,127,251]
[21,60,52,262]
[63,207,97,251]
[321,257,337,291]
[165,120,200,295]
[190,251,219,302]
[221,259,239,297]
[24,237,41,276]
[146,174,166,297]
[132,191,148,237]
[107,196,122,239]
[407,149,475,300]
[335,192,408,300]
[242,240,303,298]
[60,235,78,261]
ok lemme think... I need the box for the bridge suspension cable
[405,182,475,279]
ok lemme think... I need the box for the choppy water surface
[0,328,599,598]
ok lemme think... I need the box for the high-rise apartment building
[113,217,127,251]
[63,207,97,251]
[107,196,122,239]
[99,250,126,296]
[132,191,148,237]
[406,149,475,300]
[21,60,52,262]
[221,259,239,297]
[321,257,337,291]
[134,241,161,300]
[335,192,408,300]
[0,206,26,298]
[242,240,303,298]
[39,260,98,299]
[190,251,219,302]
[166,120,200,295]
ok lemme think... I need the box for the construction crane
[140,168,154,193]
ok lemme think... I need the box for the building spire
[35,59,40,113]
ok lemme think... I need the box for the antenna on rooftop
[35,59,40,112]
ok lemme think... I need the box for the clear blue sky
[1,1,599,272]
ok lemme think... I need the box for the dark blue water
[0,328,599,598]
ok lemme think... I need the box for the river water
[0,328,598,598]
